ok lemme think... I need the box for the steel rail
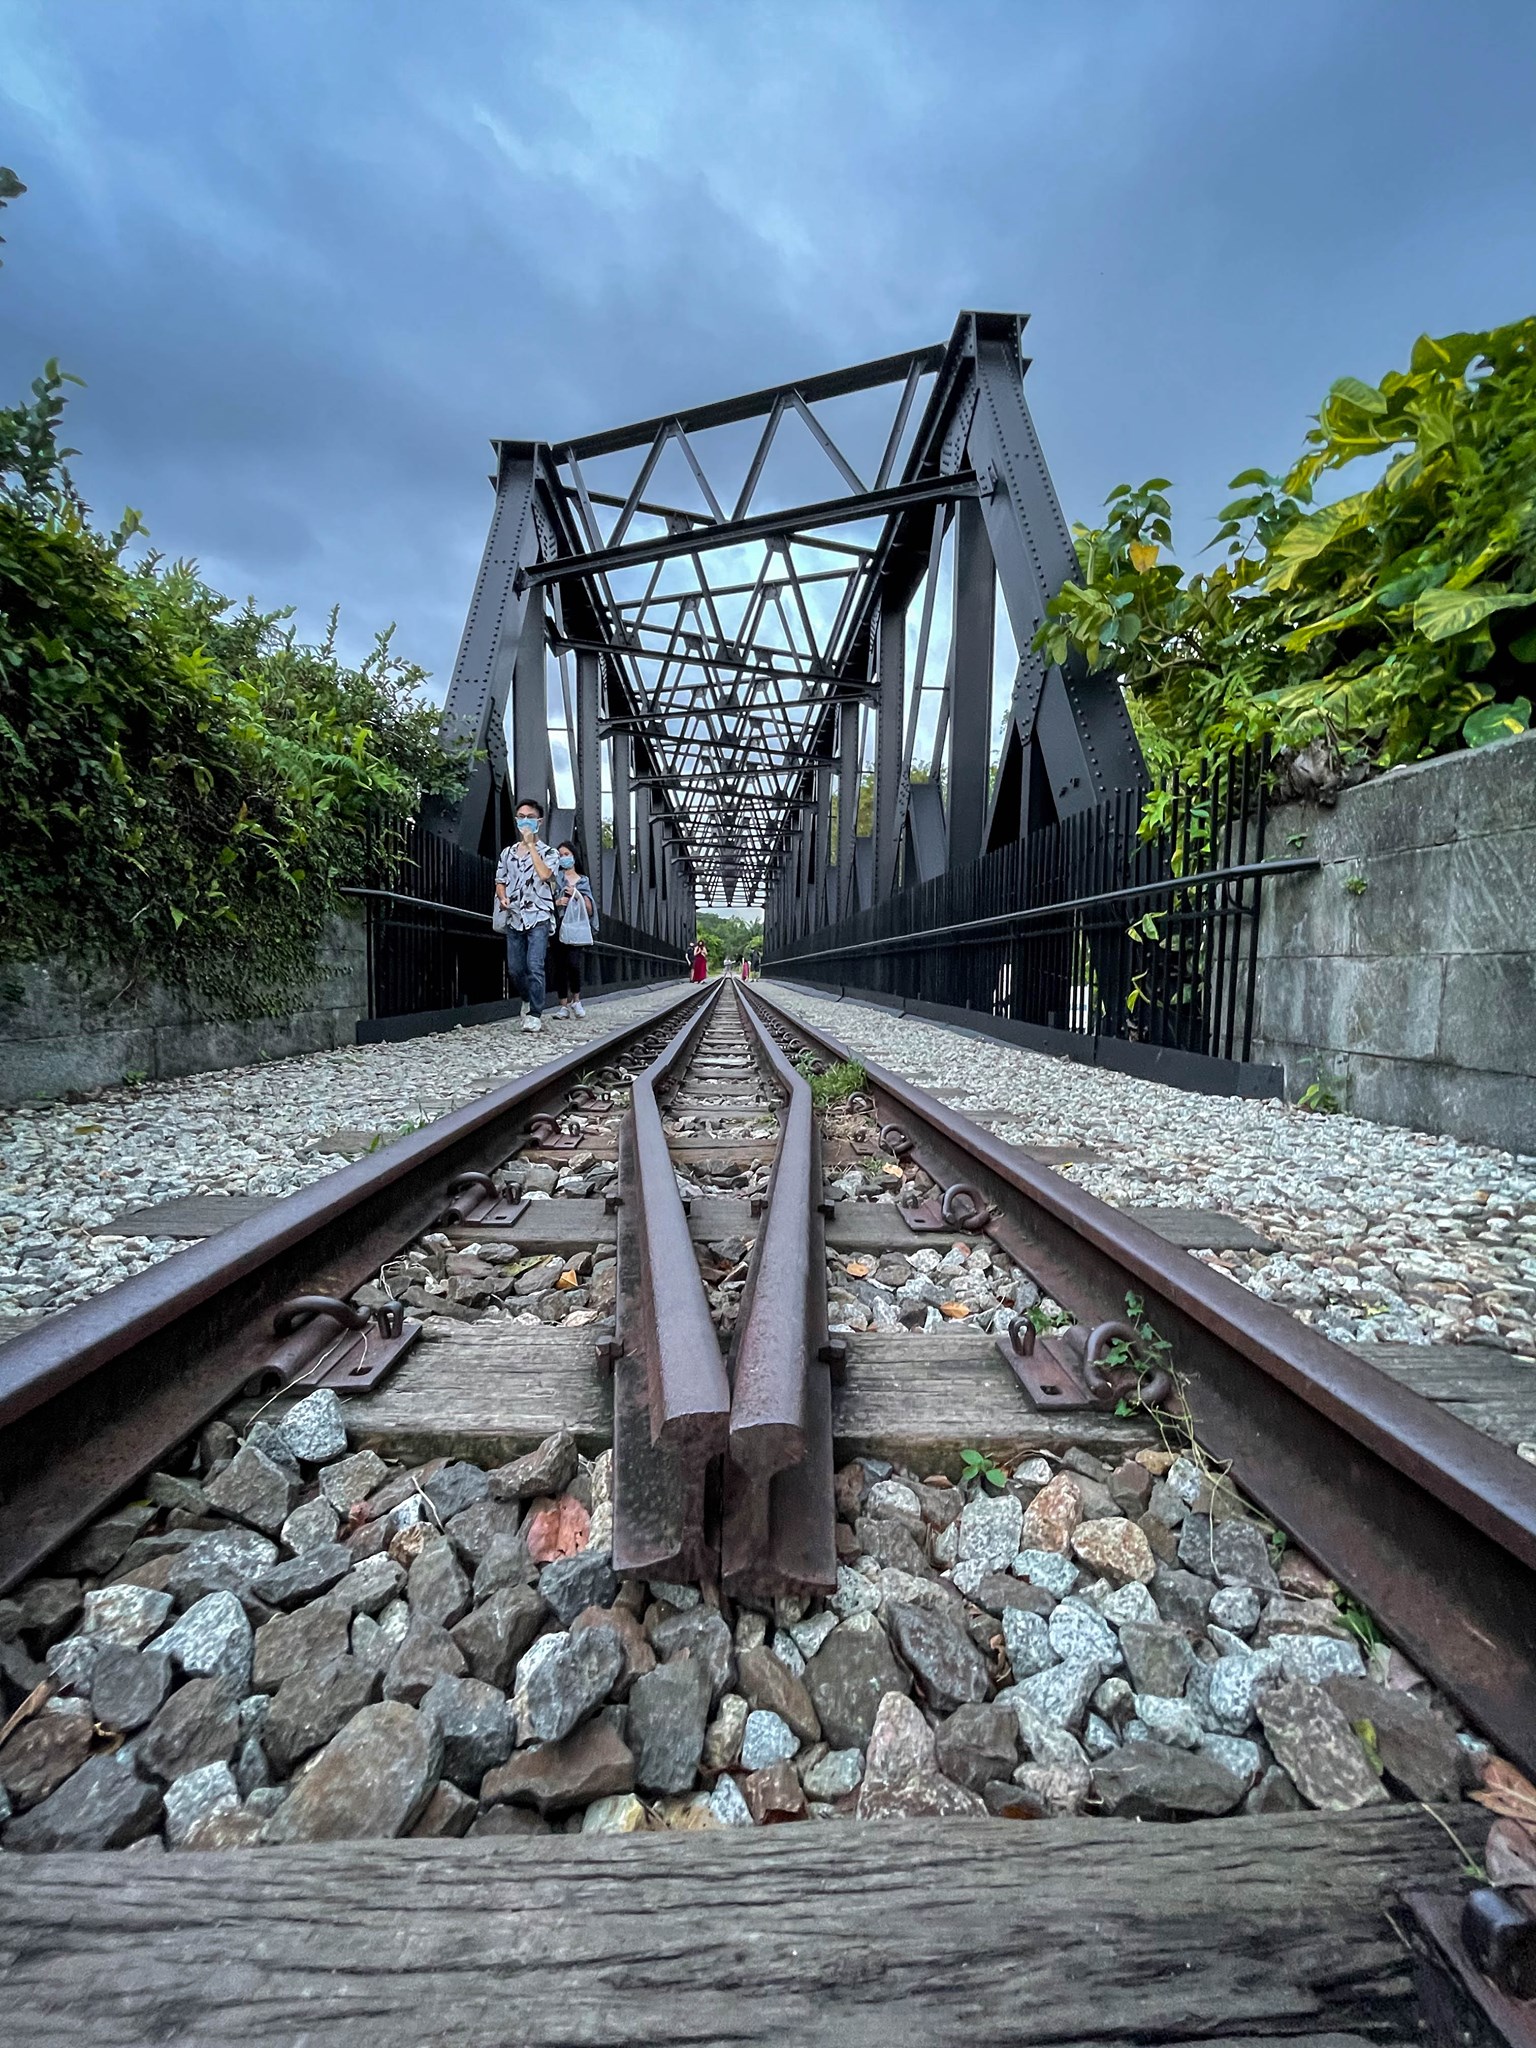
[0,983,711,1595]
[727,982,837,1595]
[625,987,733,1450]
[726,982,815,1477]
[745,981,1536,1778]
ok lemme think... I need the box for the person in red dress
[690,941,708,983]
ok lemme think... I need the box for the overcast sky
[3,0,1534,698]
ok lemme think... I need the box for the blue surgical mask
[516,817,538,834]
[558,854,575,869]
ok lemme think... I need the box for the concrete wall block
[1437,954,1536,1077]
[0,960,82,1042]
[1445,829,1536,956]
[3,911,370,1101]
[1450,730,1536,841]
[1330,844,1457,960]
[152,1011,339,1082]
[1261,845,1455,964]
[0,1027,160,1106]
[1336,1051,1536,1157]
[1336,954,1446,1061]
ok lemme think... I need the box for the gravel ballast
[0,987,681,1319]
[768,987,1536,1358]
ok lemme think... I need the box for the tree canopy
[0,360,458,1007]
[1037,317,1535,789]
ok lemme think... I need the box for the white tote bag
[559,889,595,947]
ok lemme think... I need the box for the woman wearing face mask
[548,841,598,1019]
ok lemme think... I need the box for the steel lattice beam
[435,313,1143,942]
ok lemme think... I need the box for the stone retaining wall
[1253,731,1534,1154]
[0,914,368,1105]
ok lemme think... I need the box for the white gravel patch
[0,988,683,1318]
[768,987,1536,1358]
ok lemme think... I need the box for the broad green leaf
[1409,330,1486,380]
[1328,376,1387,415]
[1413,585,1534,643]
[1281,593,1377,652]
[1264,492,1372,590]
[1510,630,1536,665]
[1463,698,1531,747]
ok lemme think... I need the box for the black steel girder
[435,314,1142,930]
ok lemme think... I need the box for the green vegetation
[1102,1290,1174,1414]
[1297,1077,1345,1115]
[795,1054,866,1110]
[1037,318,1536,788]
[0,359,458,1010]
[1332,1589,1383,1653]
[959,1446,1008,1488]
[695,910,762,970]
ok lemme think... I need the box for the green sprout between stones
[1333,1589,1383,1652]
[960,1447,1009,1488]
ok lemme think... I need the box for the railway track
[1,976,1534,2045]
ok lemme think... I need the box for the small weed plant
[797,1056,866,1111]
[959,1447,1009,1488]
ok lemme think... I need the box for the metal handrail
[767,853,1320,966]
[341,885,686,967]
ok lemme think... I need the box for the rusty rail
[626,986,733,1450]
[746,980,1536,1780]
[727,984,814,1477]
[609,985,732,1583]
[720,984,836,1597]
[0,982,711,1595]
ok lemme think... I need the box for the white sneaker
[552,1005,569,1020]
[570,999,585,1018]
[522,1014,543,1033]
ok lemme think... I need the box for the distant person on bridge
[494,797,556,1033]
[690,941,708,983]
[739,953,752,982]
[549,841,597,1020]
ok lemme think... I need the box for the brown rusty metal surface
[608,1107,702,1580]
[748,981,1536,1778]
[992,1315,1095,1410]
[727,985,813,1479]
[628,988,732,1452]
[726,984,836,1594]
[0,982,709,1595]
[1405,1891,1536,2048]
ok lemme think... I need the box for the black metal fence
[350,825,685,1033]
[766,746,1303,1086]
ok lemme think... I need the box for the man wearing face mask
[494,797,557,1033]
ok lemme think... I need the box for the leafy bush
[696,910,762,970]
[1037,318,1536,786]
[0,363,460,1009]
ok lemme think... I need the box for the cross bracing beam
[437,314,1143,928]
[520,473,977,590]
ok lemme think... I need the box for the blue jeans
[505,920,549,1017]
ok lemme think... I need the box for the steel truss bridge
[436,309,1145,951]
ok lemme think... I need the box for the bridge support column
[872,597,905,903]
